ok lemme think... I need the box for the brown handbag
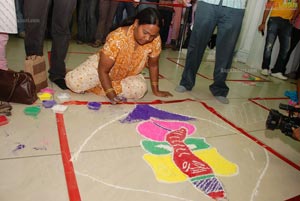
[0,69,38,104]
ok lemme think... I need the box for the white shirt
[0,0,17,33]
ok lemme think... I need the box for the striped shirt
[199,0,247,9]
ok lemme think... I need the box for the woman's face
[134,20,160,46]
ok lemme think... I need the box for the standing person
[15,0,25,38]
[138,0,159,12]
[292,67,300,141]
[115,1,136,27]
[259,0,298,80]
[66,8,172,104]
[175,0,247,104]
[169,0,183,50]
[284,14,300,76]
[76,0,98,44]
[158,0,174,49]
[0,0,18,70]
[23,0,76,89]
[91,0,119,48]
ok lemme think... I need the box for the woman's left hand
[154,91,173,97]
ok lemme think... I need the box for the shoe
[214,96,229,104]
[175,85,188,93]
[52,79,69,90]
[18,31,25,38]
[260,69,269,76]
[90,40,103,48]
[270,72,287,80]
[76,40,84,45]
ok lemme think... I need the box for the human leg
[125,2,136,19]
[159,9,173,48]
[15,0,25,36]
[120,74,148,99]
[48,0,76,88]
[209,6,244,98]
[271,19,292,75]
[23,0,50,56]
[115,2,126,26]
[138,0,157,12]
[178,2,217,91]
[76,0,88,43]
[261,17,279,72]
[284,27,300,70]
[94,0,109,45]
[0,33,9,70]
[86,0,98,43]
[104,1,119,39]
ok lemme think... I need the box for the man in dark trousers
[175,0,247,104]
[24,0,76,89]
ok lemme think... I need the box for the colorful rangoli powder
[120,104,195,123]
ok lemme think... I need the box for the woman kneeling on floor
[66,8,173,104]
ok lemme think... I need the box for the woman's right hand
[154,90,173,98]
[107,93,127,105]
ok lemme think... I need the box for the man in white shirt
[176,0,247,104]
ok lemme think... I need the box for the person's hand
[154,90,173,97]
[258,23,265,33]
[292,127,300,141]
[109,95,127,105]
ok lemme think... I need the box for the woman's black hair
[111,7,162,31]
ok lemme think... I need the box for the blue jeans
[15,0,25,33]
[138,0,158,12]
[179,1,244,97]
[77,0,98,43]
[115,2,136,26]
[262,17,292,74]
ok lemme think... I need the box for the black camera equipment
[266,103,300,139]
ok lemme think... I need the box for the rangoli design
[121,105,238,200]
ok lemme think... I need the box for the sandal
[0,102,12,116]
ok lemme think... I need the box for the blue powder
[120,104,195,123]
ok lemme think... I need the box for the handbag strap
[6,72,19,102]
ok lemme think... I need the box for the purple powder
[120,104,195,123]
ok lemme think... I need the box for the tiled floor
[1,36,300,201]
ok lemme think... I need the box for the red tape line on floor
[56,113,81,201]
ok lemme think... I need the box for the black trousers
[77,0,98,43]
[284,26,300,72]
[24,0,76,81]
[159,8,173,46]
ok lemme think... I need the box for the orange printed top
[99,25,161,93]
[268,0,298,20]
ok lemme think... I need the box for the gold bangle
[105,88,115,94]
[151,81,158,86]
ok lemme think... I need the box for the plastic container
[87,102,101,110]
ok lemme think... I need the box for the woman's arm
[148,56,173,97]
[97,52,120,102]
